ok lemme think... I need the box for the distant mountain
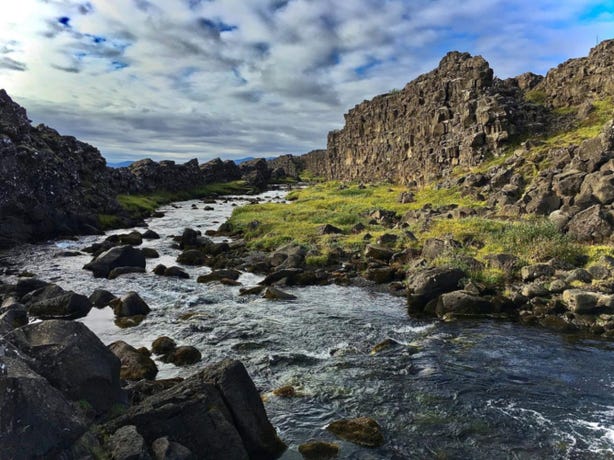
[107,160,133,168]
[233,156,276,164]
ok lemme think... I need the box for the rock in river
[112,291,151,317]
[326,416,384,448]
[83,245,146,278]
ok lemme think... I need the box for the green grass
[97,214,122,230]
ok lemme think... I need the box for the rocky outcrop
[0,89,124,248]
[306,52,545,185]
[535,40,614,109]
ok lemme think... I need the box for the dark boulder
[435,291,494,318]
[326,417,384,448]
[364,244,394,263]
[142,247,160,258]
[151,336,177,355]
[109,266,147,279]
[263,286,297,300]
[118,231,143,246]
[151,437,195,460]
[162,266,190,279]
[5,320,123,414]
[84,245,146,278]
[567,204,613,242]
[89,288,117,308]
[109,340,158,381]
[142,229,160,239]
[113,292,151,317]
[0,356,88,459]
[177,249,207,266]
[22,284,92,319]
[407,267,465,313]
[197,269,241,283]
[160,346,202,366]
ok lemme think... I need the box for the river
[2,190,614,459]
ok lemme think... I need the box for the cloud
[1,0,613,162]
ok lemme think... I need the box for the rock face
[303,52,545,185]
[0,89,123,248]
[106,359,286,460]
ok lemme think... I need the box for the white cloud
[0,0,613,162]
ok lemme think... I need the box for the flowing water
[2,191,614,459]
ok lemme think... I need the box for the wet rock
[0,356,88,459]
[113,292,151,317]
[407,267,465,313]
[153,264,167,275]
[5,320,123,414]
[23,284,92,320]
[259,268,304,286]
[239,286,266,296]
[109,340,158,381]
[298,441,340,460]
[84,245,146,278]
[176,249,207,266]
[436,291,494,317]
[115,315,146,329]
[520,263,555,282]
[162,266,190,279]
[370,338,402,354]
[142,229,160,240]
[364,244,394,263]
[161,346,202,366]
[561,289,601,313]
[197,269,241,283]
[13,277,49,298]
[263,286,297,300]
[106,359,286,460]
[539,315,577,332]
[272,385,298,398]
[151,336,177,355]
[151,437,195,460]
[119,231,143,246]
[89,288,117,308]
[124,378,184,406]
[109,266,147,279]
[142,247,160,258]
[107,425,151,460]
[326,417,384,448]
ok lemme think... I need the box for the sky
[0,1,613,163]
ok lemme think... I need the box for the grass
[97,214,122,230]
[116,180,254,217]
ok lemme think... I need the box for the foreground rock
[106,359,286,459]
[22,283,92,319]
[109,340,158,381]
[406,267,465,313]
[112,291,151,317]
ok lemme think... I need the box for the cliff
[300,40,614,186]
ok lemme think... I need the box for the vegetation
[116,181,254,218]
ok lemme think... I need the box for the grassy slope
[228,99,614,284]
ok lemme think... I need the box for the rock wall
[318,52,545,185]
[536,39,614,108]
[0,90,122,248]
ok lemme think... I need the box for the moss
[97,214,122,230]
[524,89,547,105]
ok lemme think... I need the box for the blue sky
[0,0,613,163]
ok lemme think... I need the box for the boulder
[259,268,304,286]
[364,244,394,263]
[364,267,396,284]
[406,267,465,313]
[106,360,286,460]
[263,286,297,300]
[199,359,287,459]
[151,336,177,355]
[107,425,151,460]
[22,284,92,320]
[151,437,195,460]
[561,289,601,313]
[113,292,151,317]
[160,346,202,366]
[84,245,146,278]
[109,266,147,279]
[162,266,190,279]
[567,204,613,242]
[269,243,306,269]
[319,224,343,235]
[298,441,339,460]
[177,249,207,266]
[0,356,88,459]
[109,340,158,381]
[5,320,123,414]
[89,288,117,308]
[520,263,555,282]
[142,248,160,258]
[142,229,160,240]
[119,231,143,246]
[0,302,27,332]
[326,417,384,448]
[197,269,241,283]
[435,291,494,318]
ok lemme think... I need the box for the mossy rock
[326,417,384,448]
[298,441,339,459]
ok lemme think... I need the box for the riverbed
[2,191,614,459]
